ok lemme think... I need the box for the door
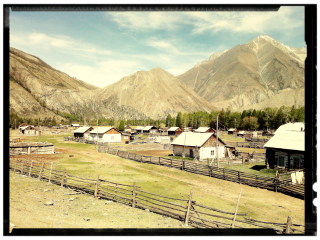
[190,149,194,158]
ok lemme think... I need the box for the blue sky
[10,6,305,88]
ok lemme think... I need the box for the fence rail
[98,146,304,200]
[9,158,304,233]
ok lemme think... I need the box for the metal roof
[238,131,245,134]
[71,124,80,127]
[168,127,180,131]
[274,122,305,135]
[194,127,211,133]
[264,131,305,151]
[89,127,117,134]
[171,132,213,147]
[74,127,92,133]
[20,126,30,130]
[135,126,145,130]
[142,126,156,131]
[228,128,236,131]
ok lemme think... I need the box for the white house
[89,127,121,143]
[171,132,227,160]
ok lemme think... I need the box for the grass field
[9,133,305,230]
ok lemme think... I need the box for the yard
[8,133,305,230]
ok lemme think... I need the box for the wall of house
[89,133,121,142]
[266,148,305,170]
[10,145,54,155]
[173,145,225,160]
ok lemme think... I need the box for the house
[20,125,35,135]
[171,132,227,160]
[264,122,305,170]
[71,124,80,128]
[237,131,252,138]
[134,126,145,134]
[158,127,168,136]
[73,126,94,139]
[19,123,29,132]
[88,127,121,143]
[142,126,158,134]
[194,127,215,133]
[124,125,134,133]
[228,128,239,135]
[121,133,132,144]
[167,127,183,136]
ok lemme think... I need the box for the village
[9,120,305,233]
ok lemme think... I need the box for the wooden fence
[9,158,304,233]
[245,138,271,143]
[225,141,265,149]
[98,146,304,200]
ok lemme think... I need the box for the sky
[9,6,306,88]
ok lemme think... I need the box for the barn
[264,122,305,171]
[142,126,158,134]
[228,128,239,135]
[20,125,37,135]
[167,127,183,136]
[194,127,215,133]
[134,126,144,134]
[89,127,121,143]
[73,126,94,139]
[171,132,227,160]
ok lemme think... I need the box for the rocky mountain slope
[177,35,305,110]
[9,48,215,120]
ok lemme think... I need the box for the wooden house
[124,125,134,133]
[228,128,239,135]
[171,132,228,160]
[73,126,94,139]
[264,123,305,170]
[71,123,80,129]
[194,127,215,133]
[20,125,36,135]
[142,126,158,134]
[19,123,29,132]
[89,127,121,143]
[167,127,183,136]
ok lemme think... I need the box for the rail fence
[98,146,304,200]
[225,141,265,149]
[9,158,304,233]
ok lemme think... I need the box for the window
[293,157,301,169]
[124,136,128,139]
[99,135,103,138]
[111,136,114,140]
[211,150,215,156]
[278,156,285,167]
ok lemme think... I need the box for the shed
[167,127,183,136]
[171,132,227,160]
[194,127,215,133]
[89,127,121,143]
[73,126,94,139]
[135,126,145,134]
[71,124,80,128]
[21,126,37,135]
[228,128,239,135]
[124,125,134,133]
[142,126,158,134]
[264,122,305,170]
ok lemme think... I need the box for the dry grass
[9,134,305,230]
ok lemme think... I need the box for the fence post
[171,159,173,168]
[231,188,242,228]
[209,169,212,177]
[185,190,193,226]
[223,168,225,179]
[61,168,66,187]
[94,175,100,199]
[127,152,130,159]
[238,172,241,184]
[116,150,119,156]
[48,162,53,183]
[20,161,24,175]
[158,157,161,165]
[242,156,244,164]
[140,155,142,163]
[29,160,33,177]
[38,162,44,180]
[274,179,278,192]
[132,182,136,208]
[285,216,292,234]
[182,160,185,170]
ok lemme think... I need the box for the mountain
[9,48,99,119]
[9,48,215,120]
[177,35,305,110]
[93,67,216,119]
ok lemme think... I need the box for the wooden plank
[231,188,242,228]
[185,190,193,226]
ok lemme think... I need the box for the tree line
[9,105,304,131]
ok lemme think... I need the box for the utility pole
[216,115,219,169]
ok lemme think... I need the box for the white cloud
[57,60,143,88]
[107,7,304,35]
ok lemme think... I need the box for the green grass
[220,134,245,142]
[225,162,277,178]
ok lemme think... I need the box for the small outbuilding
[167,127,183,136]
[124,125,134,133]
[134,126,145,134]
[71,124,80,128]
[264,122,305,170]
[228,128,239,135]
[142,126,158,134]
[171,132,227,160]
[73,126,94,139]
